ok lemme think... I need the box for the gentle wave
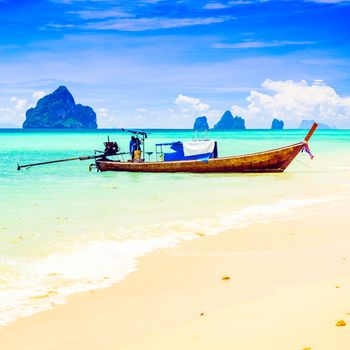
[0,196,330,328]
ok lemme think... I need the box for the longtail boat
[95,123,318,173]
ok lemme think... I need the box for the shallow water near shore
[0,129,349,327]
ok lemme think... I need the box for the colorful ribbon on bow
[302,143,314,160]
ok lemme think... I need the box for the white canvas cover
[183,140,215,157]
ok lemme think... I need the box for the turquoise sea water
[1,129,350,326]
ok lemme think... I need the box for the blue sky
[0,0,350,128]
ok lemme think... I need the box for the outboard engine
[104,141,119,156]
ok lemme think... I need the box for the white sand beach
[1,197,349,350]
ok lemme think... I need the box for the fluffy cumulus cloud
[0,92,47,127]
[10,96,28,111]
[175,94,209,112]
[231,79,350,128]
[0,106,19,127]
[0,97,29,126]
[172,94,222,127]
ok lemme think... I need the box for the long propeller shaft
[17,155,100,170]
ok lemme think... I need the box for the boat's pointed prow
[304,122,318,143]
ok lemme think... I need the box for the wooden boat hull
[96,142,305,173]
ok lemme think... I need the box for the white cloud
[96,107,109,116]
[204,2,230,9]
[50,0,163,2]
[175,94,210,112]
[0,106,20,126]
[214,40,314,49]
[307,0,350,3]
[205,0,270,7]
[70,8,132,20]
[172,95,222,127]
[0,97,30,126]
[96,107,121,128]
[41,24,76,31]
[85,16,233,31]
[32,91,46,101]
[231,79,350,128]
[10,96,28,111]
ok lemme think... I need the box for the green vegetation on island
[23,86,97,129]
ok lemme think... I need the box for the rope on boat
[295,156,313,169]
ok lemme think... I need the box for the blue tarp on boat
[156,141,217,162]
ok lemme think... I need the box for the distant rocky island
[193,116,209,131]
[193,110,246,131]
[213,110,245,130]
[23,86,97,129]
[271,119,284,130]
[193,113,335,130]
[299,119,331,130]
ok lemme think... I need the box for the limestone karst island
[23,86,97,129]
[193,111,246,131]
